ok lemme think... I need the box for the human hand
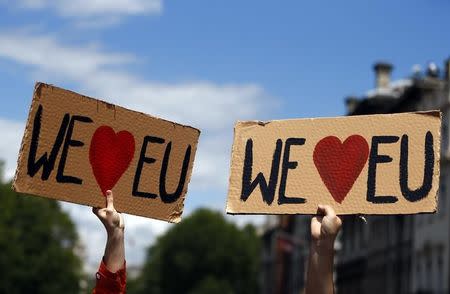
[93,190,124,237]
[310,205,342,255]
[93,190,125,273]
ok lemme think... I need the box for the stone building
[339,60,450,294]
[260,59,450,294]
[261,215,308,294]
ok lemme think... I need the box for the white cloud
[73,16,122,29]
[1,0,161,28]
[0,31,276,191]
[14,0,162,18]
[0,33,133,77]
[0,32,272,129]
[0,119,25,179]
[0,31,276,272]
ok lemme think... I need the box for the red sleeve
[92,259,126,294]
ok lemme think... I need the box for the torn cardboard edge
[226,111,441,216]
[33,82,202,134]
[234,110,442,128]
[13,82,201,223]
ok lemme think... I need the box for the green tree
[0,167,82,293]
[130,209,260,294]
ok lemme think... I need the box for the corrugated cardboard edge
[168,132,201,223]
[229,110,441,127]
[225,120,272,214]
[431,110,442,214]
[12,82,44,193]
[12,82,202,223]
[412,110,442,214]
[225,122,240,214]
[226,211,438,216]
[409,110,442,214]
[33,82,201,134]
[226,110,442,215]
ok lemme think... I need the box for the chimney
[373,62,393,89]
[345,96,359,114]
[426,62,439,78]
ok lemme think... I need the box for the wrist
[310,238,335,256]
[107,227,124,241]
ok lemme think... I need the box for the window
[437,254,444,293]
[348,220,354,251]
[440,174,446,219]
[358,218,364,247]
[416,259,422,290]
[426,256,432,291]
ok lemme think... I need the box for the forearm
[305,245,335,294]
[103,229,125,273]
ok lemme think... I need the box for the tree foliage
[0,169,82,293]
[130,209,260,294]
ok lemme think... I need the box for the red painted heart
[313,135,369,204]
[89,126,135,196]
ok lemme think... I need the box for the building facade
[261,215,309,294]
[260,59,450,294]
[340,60,450,294]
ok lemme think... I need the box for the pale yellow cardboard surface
[226,112,441,215]
[13,83,200,223]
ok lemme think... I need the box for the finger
[119,214,125,229]
[334,215,343,228]
[116,213,124,229]
[311,216,322,229]
[92,207,106,219]
[106,190,114,210]
[321,205,336,218]
[93,207,107,218]
[316,204,326,215]
[312,215,323,224]
[322,216,342,236]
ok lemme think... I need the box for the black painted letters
[56,115,93,184]
[241,138,282,205]
[132,137,192,203]
[399,132,434,202]
[27,105,92,185]
[278,138,306,204]
[27,105,70,180]
[132,136,165,199]
[367,136,399,204]
[159,143,192,203]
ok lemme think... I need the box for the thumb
[105,190,114,210]
[92,206,100,216]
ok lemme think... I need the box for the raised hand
[310,205,342,255]
[305,205,342,294]
[93,190,124,235]
[92,190,125,273]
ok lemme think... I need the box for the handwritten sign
[226,112,440,215]
[13,83,200,223]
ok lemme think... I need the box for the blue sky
[0,0,449,271]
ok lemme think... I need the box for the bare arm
[93,190,125,273]
[305,205,342,294]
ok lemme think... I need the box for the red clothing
[93,260,126,294]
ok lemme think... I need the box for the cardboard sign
[226,112,441,215]
[13,83,200,223]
